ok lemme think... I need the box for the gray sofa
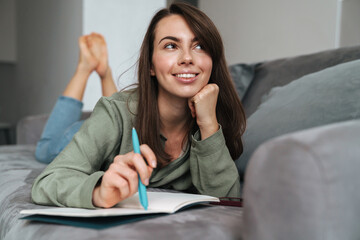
[1,45,360,240]
[232,45,360,240]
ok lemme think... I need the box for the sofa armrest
[16,112,91,145]
[242,119,360,240]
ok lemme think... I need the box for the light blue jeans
[35,96,84,163]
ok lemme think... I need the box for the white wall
[82,0,166,111]
[199,0,339,64]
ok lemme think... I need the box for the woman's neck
[157,91,192,161]
[158,92,189,135]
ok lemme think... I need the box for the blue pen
[132,127,148,210]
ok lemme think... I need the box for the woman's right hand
[92,144,157,208]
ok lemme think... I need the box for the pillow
[235,59,360,180]
[229,63,257,100]
[242,45,360,117]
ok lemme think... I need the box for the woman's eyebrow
[158,36,199,45]
[158,36,179,44]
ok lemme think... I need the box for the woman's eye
[165,43,176,49]
[194,44,203,50]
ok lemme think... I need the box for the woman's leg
[35,33,117,163]
[35,96,84,163]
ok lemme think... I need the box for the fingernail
[152,161,157,168]
[145,178,149,186]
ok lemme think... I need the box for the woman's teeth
[176,73,196,78]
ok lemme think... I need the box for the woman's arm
[32,94,156,209]
[189,126,241,198]
[31,97,122,208]
[188,83,241,197]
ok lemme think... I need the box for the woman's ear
[150,68,155,76]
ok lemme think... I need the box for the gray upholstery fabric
[236,59,360,180]
[242,119,360,240]
[229,63,258,100]
[16,112,91,145]
[16,114,50,145]
[0,145,243,240]
[242,45,360,117]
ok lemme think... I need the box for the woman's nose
[178,49,193,65]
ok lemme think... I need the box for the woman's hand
[188,84,220,140]
[92,144,157,208]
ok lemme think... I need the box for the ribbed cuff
[191,125,226,157]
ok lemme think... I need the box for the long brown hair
[135,3,246,167]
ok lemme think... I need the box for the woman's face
[151,14,213,101]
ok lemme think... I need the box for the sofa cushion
[242,45,360,117]
[229,63,257,100]
[235,59,360,180]
[242,119,360,240]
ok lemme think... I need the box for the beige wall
[338,0,360,47]
[199,0,342,64]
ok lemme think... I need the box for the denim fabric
[35,96,84,163]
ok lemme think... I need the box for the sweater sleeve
[31,97,122,209]
[189,126,241,198]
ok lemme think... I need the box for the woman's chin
[158,85,204,101]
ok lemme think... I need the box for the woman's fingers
[94,146,157,208]
[108,161,138,196]
[188,84,220,139]
[140,144,157,168]
[189,84,219,121]
[94,167,130,208]
[96,161,140,208]
[114,147,156,186]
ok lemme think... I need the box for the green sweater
[31,90,241,209]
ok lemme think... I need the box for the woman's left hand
[188,84,220,140]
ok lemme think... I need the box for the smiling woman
[31,2,246,210]
[152,15,213,98]
[137,3,246,166]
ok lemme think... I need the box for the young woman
[35,32,117,163]
[32,3,246,209]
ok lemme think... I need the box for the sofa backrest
[230,45,360,118]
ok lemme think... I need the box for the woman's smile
[151,14,213,100]
[173,72,199,84]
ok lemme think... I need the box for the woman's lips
[173,73,199,83]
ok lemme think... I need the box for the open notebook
[20,192,219,228]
